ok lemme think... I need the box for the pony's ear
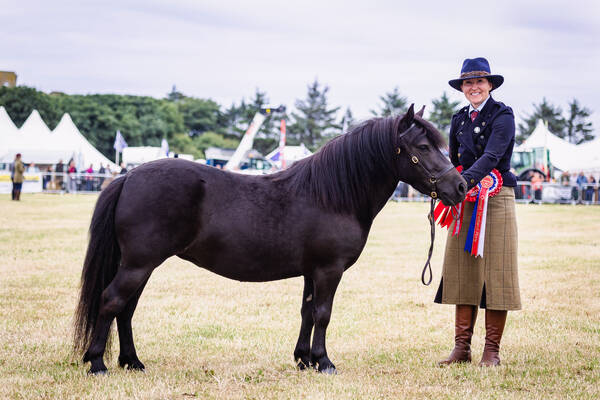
[416,105,425,117]
[403,103,415,123]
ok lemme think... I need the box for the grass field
[1,194,599,399]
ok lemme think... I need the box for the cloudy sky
[2,0,600,132]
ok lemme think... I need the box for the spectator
[9,158,15,199]
[119,162,128,175]
[531,172,543,202]
[55,159,64,190]
[97,163,106,190]
[576,172,587,204]
[27,162,39,173]
[586,175,596,202]
[68,160,77,193]
[43,165,53,190]
[12,153,25,201]
[85,164,94,191]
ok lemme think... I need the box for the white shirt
[468,95,490,115]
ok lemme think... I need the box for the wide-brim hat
[448,57,504,91]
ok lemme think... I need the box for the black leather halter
[397,123,458,285]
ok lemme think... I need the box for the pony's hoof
[119,355,146,371]
[127,362,146,372]
[87,368,109,376]
[319,366,337,375]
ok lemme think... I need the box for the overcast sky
[2,0,600,133]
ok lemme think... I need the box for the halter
[397,123,457,285]
[396,123,456,199]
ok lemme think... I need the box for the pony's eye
[418,145,429,151]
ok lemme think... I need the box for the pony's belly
[178,251,303,282]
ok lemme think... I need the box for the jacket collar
[456,96,497,154]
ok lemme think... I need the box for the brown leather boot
[15,190,21,201]
[439,305,478,365]
[479,309,507,367]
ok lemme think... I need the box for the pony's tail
[74,176,126,356]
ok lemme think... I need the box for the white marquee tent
[0,106,19,155]
[516,119,600,174]
[0,107,116,170]
[266,143,313,168]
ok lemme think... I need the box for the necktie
[470,110,479,122]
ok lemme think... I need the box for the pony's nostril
[458,182,467,194]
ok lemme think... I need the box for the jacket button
[480,135,484,140]
[470,179,475,184]
[458,152,461,158]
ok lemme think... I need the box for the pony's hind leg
[310,265,343,374]
[294,276,314,369]
[117,276,150,371]
[84,268,153,375]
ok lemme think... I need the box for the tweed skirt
[434,186,521,310]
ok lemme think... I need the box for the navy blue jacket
[448,96,517,190]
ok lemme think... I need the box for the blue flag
[113,130,128,152]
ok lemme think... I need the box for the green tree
[428,92,460,138]
[0,86,61,129]
[340,107,355,133]
[566,99,594,144]
[370,87,407,117]
[288,79,341,150]
[166,85,185,103]
[518,98,566,143]
[177,97,223,136]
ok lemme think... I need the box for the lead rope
[421,197,437,285]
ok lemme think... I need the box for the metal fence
[41,172,118,194]
[36,173,600,205]
[391,181,600,205]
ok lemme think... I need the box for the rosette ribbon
[434,167,503,258]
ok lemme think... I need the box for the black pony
[74,105,466,375]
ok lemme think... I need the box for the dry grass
[0,194,599,399]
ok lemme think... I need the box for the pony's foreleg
[84,268,152,375]
[293,276,314,369]
[117,276,150,371]
[310,265,343,374]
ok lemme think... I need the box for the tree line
[0,83,594,161]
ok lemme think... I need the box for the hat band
[459,71,490,79]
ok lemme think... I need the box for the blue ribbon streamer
[464,191,479,253]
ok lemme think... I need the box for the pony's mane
[272,113,446,215]
[414,114,446,149]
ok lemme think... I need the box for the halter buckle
[429,177,437,184]
[397,147,402,155]
[431,191,438,198]
[411,156,419,164]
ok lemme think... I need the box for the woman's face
[461,77,492,108]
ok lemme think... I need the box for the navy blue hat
[449,57,504,91]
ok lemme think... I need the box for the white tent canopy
[0,108,116,170]
[51,113,117,170]
[575,136,600,174]
[266,144,313,168]
[516,119,600,175]
[0,106,19,157]
[516,120,579,172]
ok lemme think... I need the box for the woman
[435,57,521,367]
[68,160,78,193]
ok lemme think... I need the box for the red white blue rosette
[434,168,503,258]
[464,169,502,257]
